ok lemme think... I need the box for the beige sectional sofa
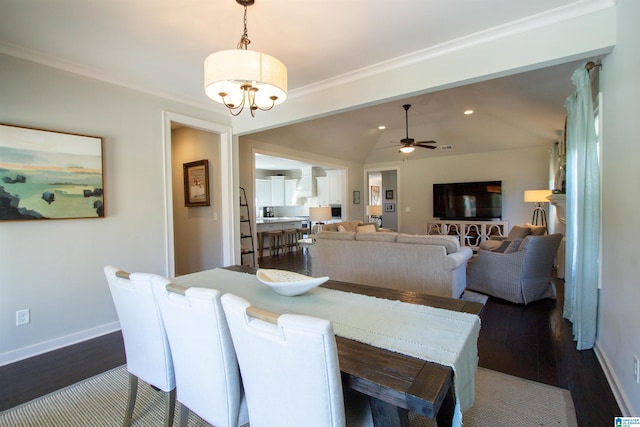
[309,230,473,298]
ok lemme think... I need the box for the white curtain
[563,65,600,350]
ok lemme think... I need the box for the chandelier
[204,0,287,117]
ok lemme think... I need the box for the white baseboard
[594,340,633,416]
[0,322,121,367]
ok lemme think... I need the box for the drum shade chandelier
[204,0,287,117]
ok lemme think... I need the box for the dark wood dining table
[224,265,483,427]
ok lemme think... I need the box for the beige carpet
[1,366,577,427]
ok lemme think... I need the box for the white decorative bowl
[256,269,329,296]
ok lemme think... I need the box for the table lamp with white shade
[524,189,552,228]
[366,205,383,228]
[309,206,332,233]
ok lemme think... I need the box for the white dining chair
[103,265,176,427]
[151,279,249,427]
[221,293,373,427]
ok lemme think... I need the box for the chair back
[221,293,346,427]
[519,234,563,279]
[104,265,175,392]
[152,280,249,427]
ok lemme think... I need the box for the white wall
[0,54,230,364]
[171,127,223,275]
[366,146,550,234]
[598,0,640,416]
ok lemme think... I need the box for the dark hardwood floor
[1,251,620,426]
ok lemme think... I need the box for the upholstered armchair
[467,233,562,304]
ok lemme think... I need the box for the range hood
[295,167,314,197]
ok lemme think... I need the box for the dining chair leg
[163,388,176,427]
[178,402,190,427]
[123,373,138,427]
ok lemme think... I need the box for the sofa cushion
[315,231,356,240]
[356,224,376,233]
[396,234,460,254]
[355,232,399,242]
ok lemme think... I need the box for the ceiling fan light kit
[204,0,288,117]
[397,104,437,154]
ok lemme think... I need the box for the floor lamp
[524,190,552,229]
[309,206,331,233]
[366,205,383,228]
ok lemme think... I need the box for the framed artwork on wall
[183,159,210,207]
[385,189,394,200]
[0,123,104,221]
[370,185,380,205]
[353,190,360,204]
[385,203,395,212]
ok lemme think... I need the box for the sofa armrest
[443,246,473,270]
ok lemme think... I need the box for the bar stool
[268,230,283,257]
[296,227,308,251]
[282,229,297,253]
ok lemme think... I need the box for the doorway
[366,168,399,231]
[162,112,236,278]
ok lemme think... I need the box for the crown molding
[290,0,616,99]
[0,41,221,113]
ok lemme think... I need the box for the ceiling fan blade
[376,144,401,150]
[415,140,437,145]
[415,144,437,149]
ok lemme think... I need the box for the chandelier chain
[237,4,250,50]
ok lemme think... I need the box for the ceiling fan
[396,104,437,153]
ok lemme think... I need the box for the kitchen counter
[256,216,308,224]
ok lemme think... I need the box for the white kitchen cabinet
[256,179,272,206]
[316,176,329,205]
[270,176,285,206]
[326,170,343,204]
[316,170,343,205]
[285,179,298,206]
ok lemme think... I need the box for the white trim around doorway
[162,111,236,278]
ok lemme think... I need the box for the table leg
[368,397,410,427]
[434,381,456,427]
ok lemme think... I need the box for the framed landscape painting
[0,124,104,221]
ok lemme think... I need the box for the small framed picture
[353,190,360,204]
[183,159,210,207]
[385,203,395,212]
[385,189,394,200]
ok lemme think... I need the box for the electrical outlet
[634,355,639,384]
[16,309,30,326]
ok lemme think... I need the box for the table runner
[172,268,481,425]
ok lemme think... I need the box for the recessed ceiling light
[377,125,386,130]
[464,110,474,115]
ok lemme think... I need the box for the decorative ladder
[239,187,256,267]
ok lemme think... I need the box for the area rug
[460,289,489,305]
[0,366,576,427]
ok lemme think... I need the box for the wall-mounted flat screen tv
[433,181,502,220]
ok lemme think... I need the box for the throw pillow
[338,225,347,232]
[507,225,531,240]
[491,240,512,253]
[504,239,523,254]
[356,224,376,233]
[525,223,547,235]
